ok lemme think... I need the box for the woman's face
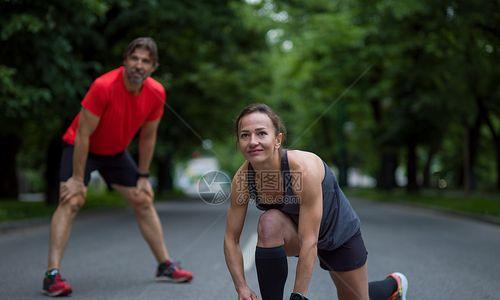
[238,112,282,164]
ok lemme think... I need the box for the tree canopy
[1,0,498,200]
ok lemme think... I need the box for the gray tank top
[247,149,360,250]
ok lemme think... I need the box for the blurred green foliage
[0,0,499,200]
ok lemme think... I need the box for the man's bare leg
[112,184,193,282]
[47,183,86,269]
[112,184,169,262]
[44,183,83,296]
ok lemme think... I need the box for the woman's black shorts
[317,229,368,272]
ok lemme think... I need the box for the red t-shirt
[63,67,166,155]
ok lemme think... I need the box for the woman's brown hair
[234,103,286,143]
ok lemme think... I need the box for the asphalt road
[0,198,499,299]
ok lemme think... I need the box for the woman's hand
[237,286,258,300]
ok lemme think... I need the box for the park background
[0,0,499,221]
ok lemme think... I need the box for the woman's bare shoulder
[287,150,322,168]
[286,149,324,179]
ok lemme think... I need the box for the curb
[353,197,500,226]
[0,198,204,234]
[0,217,49,233]
[0,206,128,234]
[2,197,499,234]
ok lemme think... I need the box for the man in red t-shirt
[43,37,193,297]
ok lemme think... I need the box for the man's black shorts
[317,229,368,272]
[59,145,138,187]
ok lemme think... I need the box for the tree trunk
[406,139,418,192]
[0,134,21,199]
[495,148,500,191]
[457,163,464,188]
[337,153,349,188]
[485,118,500,190]
[157,153,174,193]
[320,117,349,187]
[377,149,398,190]
[335,103,349,188]
[370,99,398,190]
[478,97,500,190]
[370,100,382,123]
[422,145,438,188]
[464,113,482,193]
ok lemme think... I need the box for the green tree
[0,0,110,200]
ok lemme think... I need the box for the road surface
[0,198,499,299]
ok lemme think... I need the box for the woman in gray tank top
[224,104,408,300]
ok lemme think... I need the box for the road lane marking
[243,232,258,272]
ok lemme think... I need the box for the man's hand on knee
[60,177,87,203]
[135,177,154,199]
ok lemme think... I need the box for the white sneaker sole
[392,272,408,300]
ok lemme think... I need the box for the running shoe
[387,272,408,300]
[155,260,193,283]
[42,269,72,297]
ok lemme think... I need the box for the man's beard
[125,68,147,84]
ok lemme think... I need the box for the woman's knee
[257,209,286,245]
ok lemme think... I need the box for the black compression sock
[255,245,288,300]
[369,276,398,300]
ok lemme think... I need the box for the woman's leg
[323,230,402,300]
[329,263,403,300]
[255,209,300,300]
[329,263,369,300]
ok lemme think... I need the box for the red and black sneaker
[155,260,193,283]
[42,269,72,297]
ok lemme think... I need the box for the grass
[345,188,500,219]
[0,188,190,223]
[0,191,125,223]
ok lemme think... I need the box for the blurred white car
[176,157,229,197]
